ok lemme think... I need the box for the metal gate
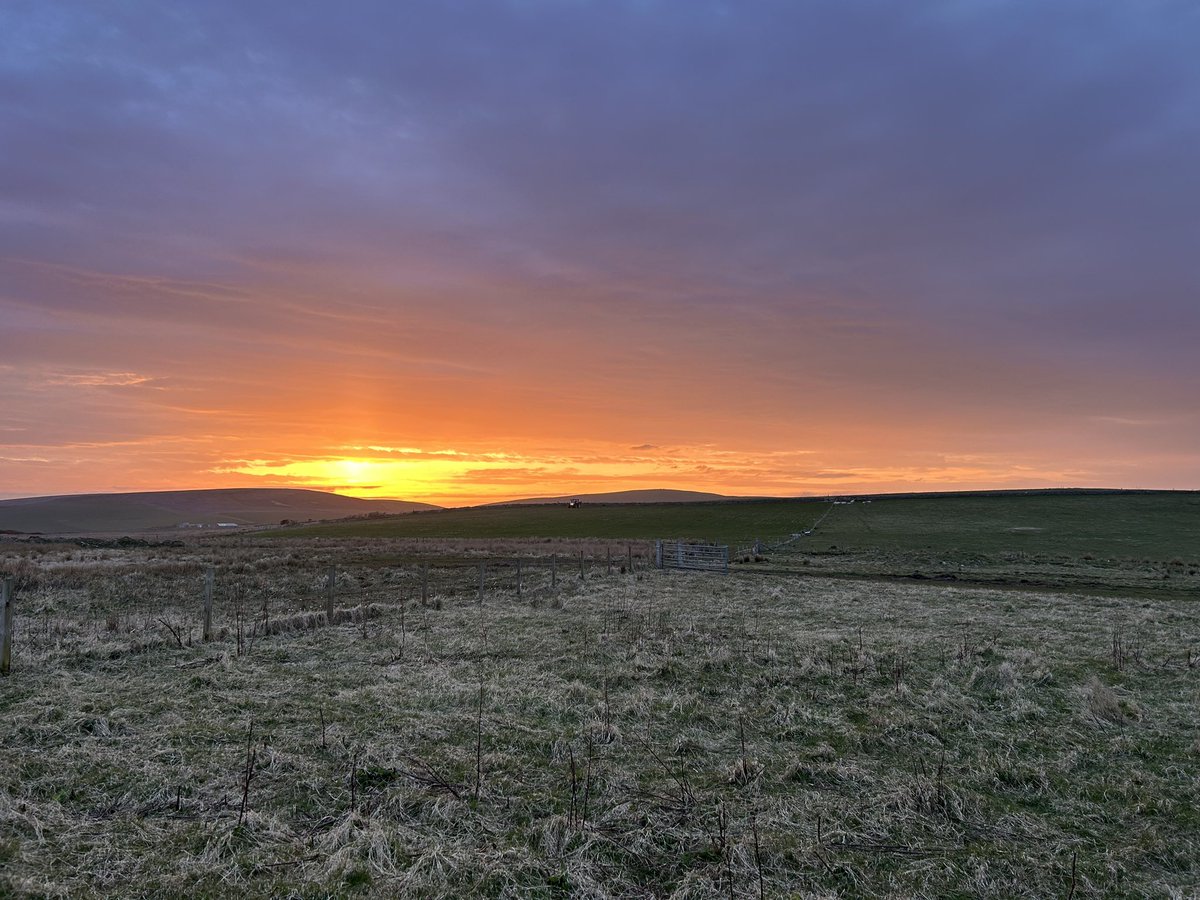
[655,540,729,574]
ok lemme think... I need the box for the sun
[334,458,373,484]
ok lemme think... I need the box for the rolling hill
[488,489,735,505]
[0,488,440,534]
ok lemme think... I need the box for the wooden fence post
[1,576,13,676]
[203,567,214,642]
[551,554,557,589]
[627,544,633,573]
[579,550,585,580]
[325,567,336,624]
[607,547,612,575]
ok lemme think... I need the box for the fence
[654,540,729,574]
[0,543,662,674]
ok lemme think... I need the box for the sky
[2,0,1199,507]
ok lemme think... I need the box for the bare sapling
[567,742,579,827]
[813,814,833,875]
[582,732,594,827]
[234,585,245,656]
[398,753,462,800]
[602,664,611,731]
[238,719,256,828]
[203,567,214,642]
[751,805,766,900]
[739,715,748,776]
[157,616,184,649]
[891,653,906,691]
[246,610,261,656]
[702,800,733,900]
[325,566,336,625]
[1,576,14,676]
[474,676,485,802]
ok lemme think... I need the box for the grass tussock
[1083,676,1140,725]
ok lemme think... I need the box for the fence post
[325,566,336,624]
[607,547,612,575]
[516,559,522,598]
[627,545,632,573]
[579,550,585,580]
[551,554,557,588]
[203,567,214,642]
[1,576,13,676]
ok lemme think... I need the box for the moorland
[1,490,1197,897]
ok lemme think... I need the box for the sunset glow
[2,2,1198,505]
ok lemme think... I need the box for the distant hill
[0,488,440,534]
[489,489,736,506]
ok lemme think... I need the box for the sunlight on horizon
[225,457,474,503]
[203,448,1087,508]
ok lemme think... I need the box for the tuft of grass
[1083,676,1140,725]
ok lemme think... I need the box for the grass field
[267,491,1200,599]
[2,532,1199,897]
[267,491,1200,560]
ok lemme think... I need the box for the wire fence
[0,542,664,673]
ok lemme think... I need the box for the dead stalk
[474,677,485,803]
[237,720,256,828]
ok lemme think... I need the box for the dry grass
[1,539,1199,897]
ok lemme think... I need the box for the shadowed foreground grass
[2,545,1199,897]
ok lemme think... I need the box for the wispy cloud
[44,372,153,387]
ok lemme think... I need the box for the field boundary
[655,539,729,573]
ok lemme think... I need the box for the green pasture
[266,491,1200,563]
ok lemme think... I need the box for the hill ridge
[0,487,439,534]
[486,488,735,506]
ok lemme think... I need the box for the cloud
[44,372,152,387]
[2,1,1198,501]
